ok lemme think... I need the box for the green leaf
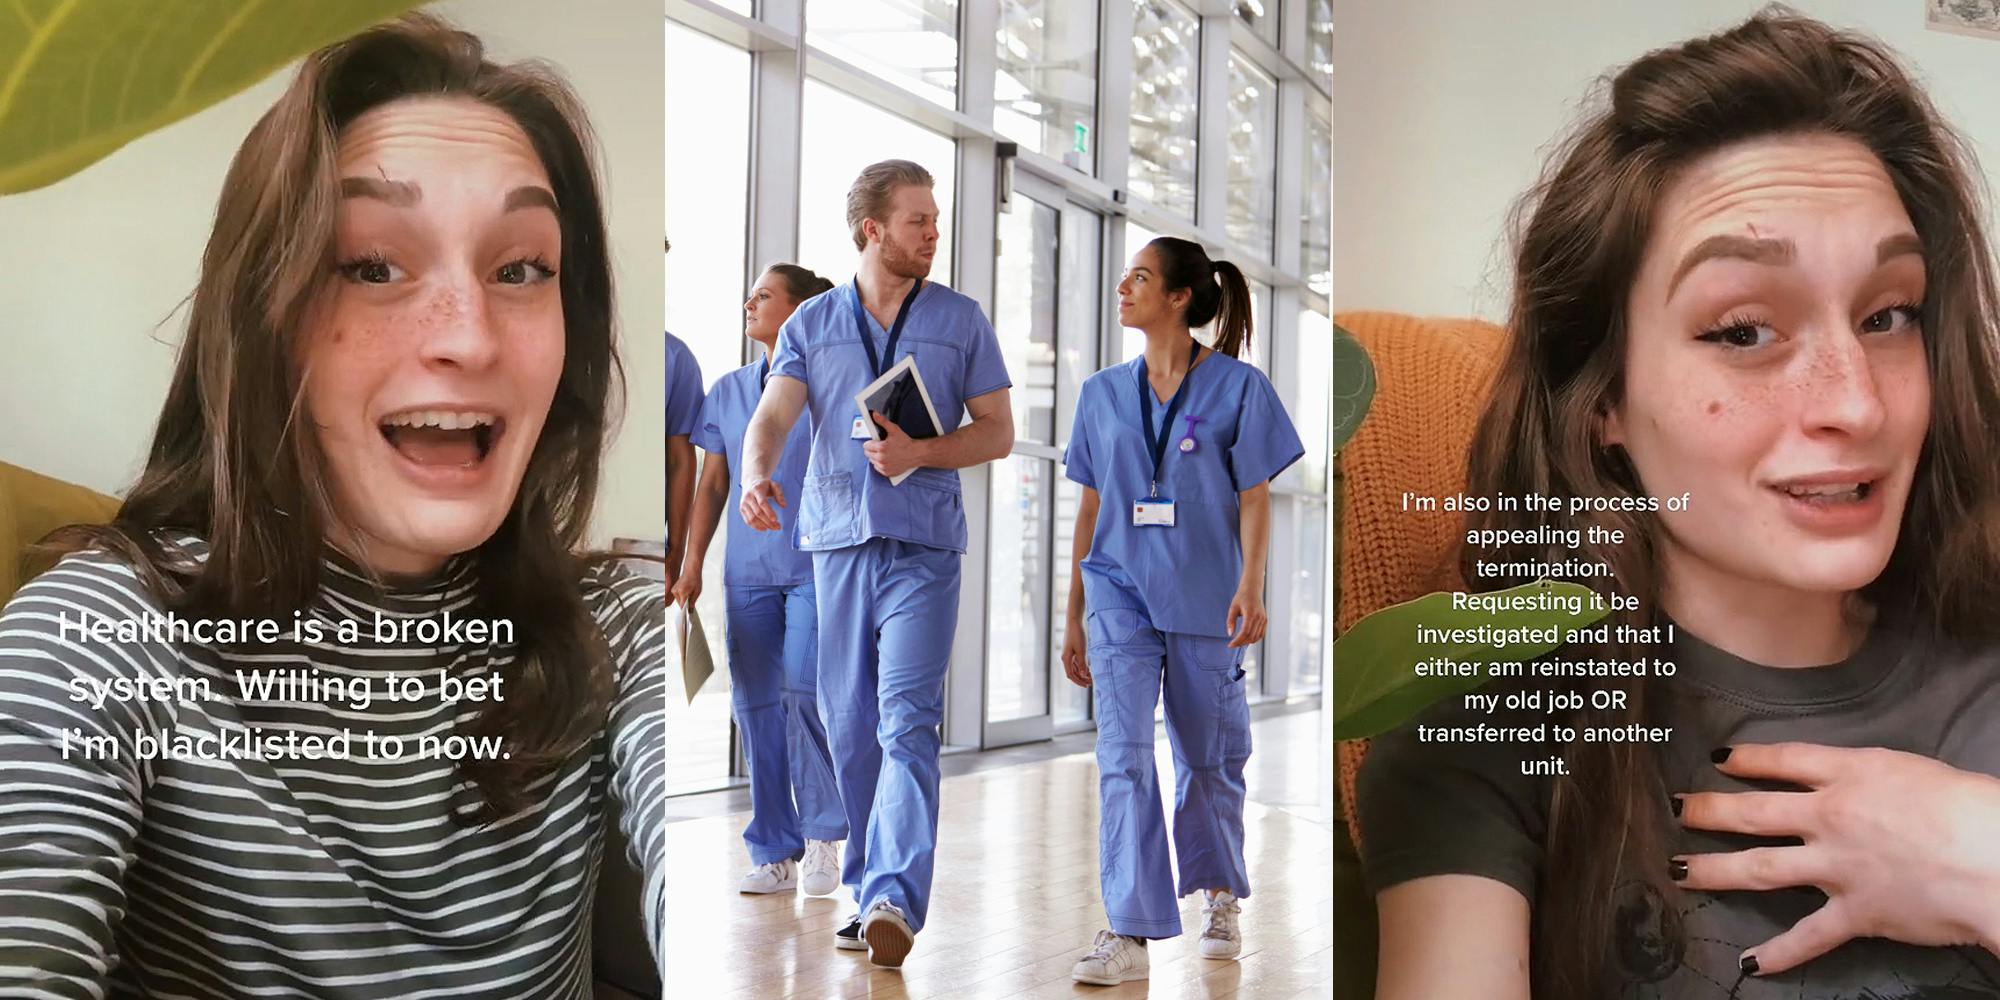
[0,0,425,195]
[1331,322,1374,453]
[1333,580,1607,740]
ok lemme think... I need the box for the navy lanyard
[758,356,769,391]
[850,278,925,379]
[1134,339,1201,498]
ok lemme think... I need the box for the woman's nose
[1798,329,1888,439]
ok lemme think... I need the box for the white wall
[0,0,665,547]
[1332,0,2000,319]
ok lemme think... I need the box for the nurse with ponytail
[1060,237,1304,986]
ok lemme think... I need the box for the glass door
[983,169,1101,747]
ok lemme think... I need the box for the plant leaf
[1333,581,1607,740]
[0,0,425,195]
[1331,322,1374,452]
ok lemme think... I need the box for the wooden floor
[661,707,1334,999]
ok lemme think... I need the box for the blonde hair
[846,159,934,250]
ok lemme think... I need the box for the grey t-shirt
[1358,619,2000,998]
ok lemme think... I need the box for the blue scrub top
[691,359,815,588]
[666,331,704,438]
[1063,350,1305,638]
[771,280,1011,554]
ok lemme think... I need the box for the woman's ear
[1600,405,1627,447]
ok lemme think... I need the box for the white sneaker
[1072,929,1149,986]
[801,840,841,897]
[1199,889,1242,959]
[737,859,796,894]
[861,899,914,968]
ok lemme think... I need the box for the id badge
[1132,498,1177,527]
[851,416,874,440]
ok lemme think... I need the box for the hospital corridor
[661,704,1333,998]
[666,0,1332,994]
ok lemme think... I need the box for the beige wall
[1332,0,2000,319]
[0,0,664,547]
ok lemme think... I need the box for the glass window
[987,455,1054,725]
[1308,0,1332,91]
[664,22,753,796]
[714,0,752,15]
[808,0,960,109]
[1057,206,1103,445]
[1128,0,1199,218]
[996,0,1099,170]
[799,80,957,287]
[995,197,1061,443]
[1243,277,1271,372]
[1289,496,1329,692]
[1225,52,1277,259]
[1232,0,1277,45]
[665,22,751,384]
[1297,306,1332,494]
[1304,115,1332,297]
[1052,476,1091,725]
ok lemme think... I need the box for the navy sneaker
[835,915,865,951]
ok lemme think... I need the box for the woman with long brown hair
[1360,11,2000,999]
[0,14,663,997]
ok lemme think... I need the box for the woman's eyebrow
[503,185,559,213]
[1668,232,1927,299]
[1876,232,1924,264]
[336,178,557,214]
[1669,234,1792,297]
[340,176,419,206]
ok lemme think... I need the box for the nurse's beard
[881,235,933,280]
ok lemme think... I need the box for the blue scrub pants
[725,581,847,865]
[1085,606,1253,938]
[812,538,962,932]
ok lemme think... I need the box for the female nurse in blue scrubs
[1060,236,1305,987]
[665,327,702,589]
[672,264,848,898]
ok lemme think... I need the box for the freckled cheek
[495,312,567,410]
[1878,361,1932,445]
[1636,385,1760,468]
[302,319,400,431]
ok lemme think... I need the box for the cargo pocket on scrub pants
[797,472,857,549]
[1196,643,1253,760]
[1085,608,1151,655]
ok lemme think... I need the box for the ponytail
[764,262,836,304]
[1208,260,1252,359]
[1143,236,1255,359]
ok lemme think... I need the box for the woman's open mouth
[1768,473,1888,535]
[1775,481,1872,505]
[379,409,507,470]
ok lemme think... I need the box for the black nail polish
[1740,954,1760,975]
[1668,858,1688,881]
[1670,796,1683,817]
[1710,746,1733,764]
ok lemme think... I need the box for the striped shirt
[0,537,665,998]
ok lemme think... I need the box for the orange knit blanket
[1335,312,1506,848]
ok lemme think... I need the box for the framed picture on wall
[1928,0,2000,40]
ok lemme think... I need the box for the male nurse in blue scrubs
[737,159,1014,969]
[666,328,703,589]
